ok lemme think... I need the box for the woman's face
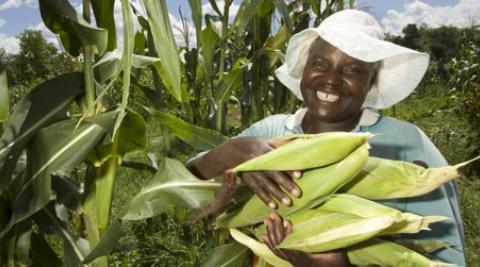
[300,38,377,123]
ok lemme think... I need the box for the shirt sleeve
[403,127,466,266]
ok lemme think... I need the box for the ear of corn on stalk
[216,143,370,228]
[232,132,372,172]
[346,238,455,267]
[230,228,293,267]
[342,155,480,199]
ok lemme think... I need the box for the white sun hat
[274,9,430,109]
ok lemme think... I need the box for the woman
[188,10,465,266]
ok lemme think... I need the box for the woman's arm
[187,137,302,208]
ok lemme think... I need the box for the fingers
[261,173,292,206]
[243,173,277,208]
[284,219,293,235]
[263,212,292,260]
[266,171,301,198]
[287,170,302,179]
[243,171,300,207]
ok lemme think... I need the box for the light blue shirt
[234,108,465,266]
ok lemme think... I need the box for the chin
[308,107,339,122]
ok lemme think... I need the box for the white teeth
[316,91,340,102]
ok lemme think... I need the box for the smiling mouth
[316,91,340,103]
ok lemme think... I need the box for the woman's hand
[262,212,351,267]
[189,137,302,208]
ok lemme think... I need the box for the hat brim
[275,26,430,109]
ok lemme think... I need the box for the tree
[401,24,420,50]
[10,29,57,83]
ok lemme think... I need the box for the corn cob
[216,143,370,228]
[347,238,454,267]
[342,155,480,199]
[252,195,445,252]
[230,228,293,267]
[232,132,372,172]
[317,194,447,235]
[274,210,397,252]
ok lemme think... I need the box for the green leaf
[39,0,108,56]
[82,219,124,263]
[143,0,182,102]
[0,73,83,192]
[231,0,265,35]
[94,49,164,83]
[214,58,247,104]
[309,0,321,16]
[35,208,90,264]
[146,108,228,150]
[273,0,293,35]
[200,242,249,267]
[94,50,123,83]
[200,22,219,79]
[122,158,221,220]
[0,63,9,124]
[188,0,202,39]
[52,174,81,211]
[29,232,62,267]
[15,225,32,265]
[112,0,136,138]
[208,0,223,16]
[86,109,147,165]
[0,117,110,239]
[134,31,146,54]
[116,109,147,156]
[230,229,293,267]
[91,0,117,51]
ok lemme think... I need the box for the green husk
[216,143,370,228]
[230,228,292,267]
[347,238,455,267]
[232,132,372,172]
[342,155,480,200]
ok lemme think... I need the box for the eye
[311,59,328,71]
[343,64,363,74]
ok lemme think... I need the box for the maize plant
[0,0,224,266]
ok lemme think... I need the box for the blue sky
[1,0,479,54]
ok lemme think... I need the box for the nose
[323,70,342,86]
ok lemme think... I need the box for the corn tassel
[347,238,454,267]
[216,143,370,228]
[232,132,372,172]
[342,155,480,199]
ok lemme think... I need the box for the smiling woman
[188,9,466,266]
[300,38,377,132]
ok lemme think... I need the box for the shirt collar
[285,108,380,132]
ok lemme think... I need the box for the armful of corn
[206,132,479,267]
